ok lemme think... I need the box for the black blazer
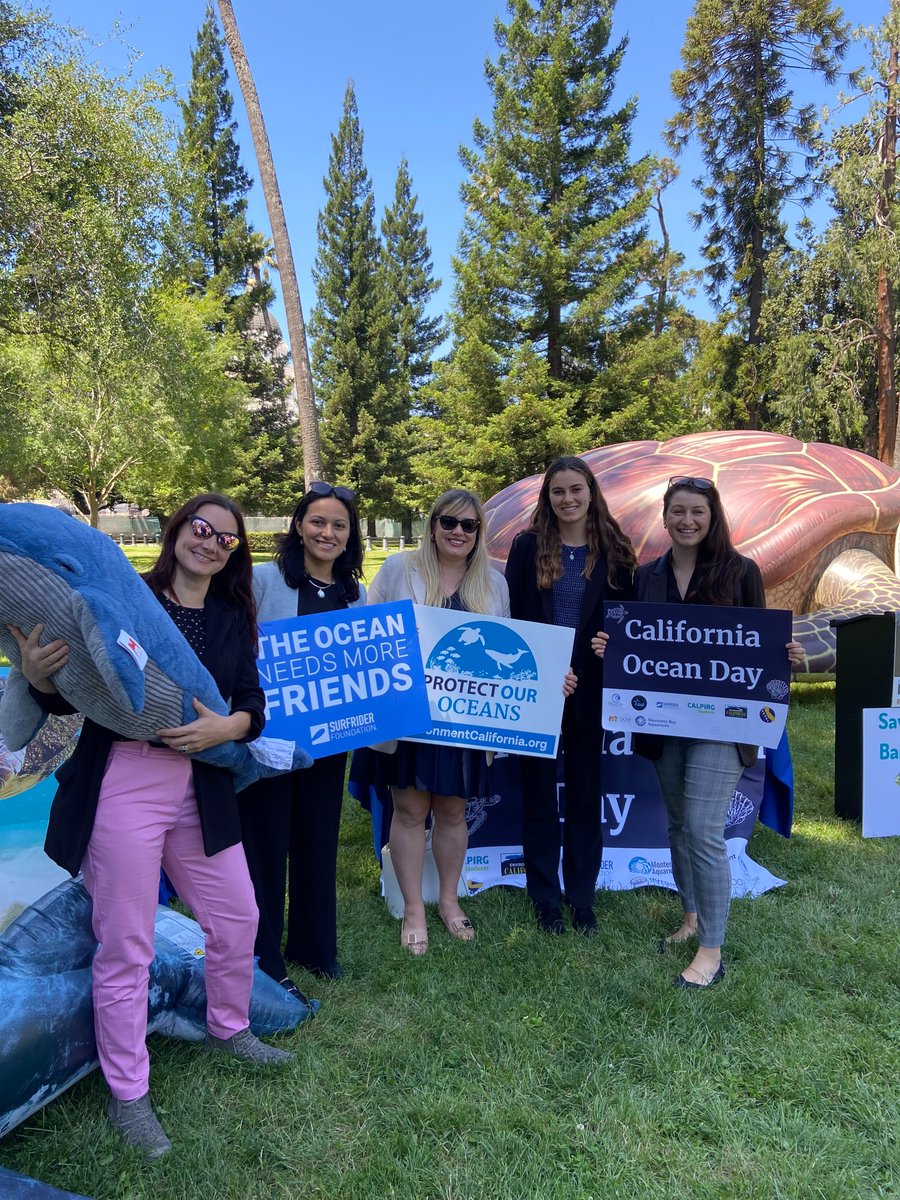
[41,593,266,875]
[505,529,635,724]
[633,550,765,767]
[634,549,765,609]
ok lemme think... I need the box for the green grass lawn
[2,577,899,1196]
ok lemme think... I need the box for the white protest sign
[407,606,574,758]
[861,708,900,837]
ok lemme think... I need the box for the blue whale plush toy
[0,503,311,788]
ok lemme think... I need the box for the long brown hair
[662,479,743,604]
[530,456,636,589]
[143,492,257,639]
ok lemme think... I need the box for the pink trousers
[81,740,259,1100]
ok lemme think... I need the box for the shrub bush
[246,532,278,554]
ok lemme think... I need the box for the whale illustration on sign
[427,621,538,680]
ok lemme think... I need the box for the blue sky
[50,0,888,329]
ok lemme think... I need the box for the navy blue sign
[257,600,429,758]
[601,600,793,749]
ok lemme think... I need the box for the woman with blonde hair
[366,489,509,954]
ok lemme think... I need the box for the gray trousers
[653,738,744,948]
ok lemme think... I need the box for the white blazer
[367,552,509,615]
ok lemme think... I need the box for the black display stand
[833,612,897,820]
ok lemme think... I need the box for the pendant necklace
[306,573,335,599]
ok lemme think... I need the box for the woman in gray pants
[595,477,802,988]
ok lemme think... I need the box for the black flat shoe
[308,961,344,981]
[570,906,598,935]
[534,904,565,935]
[279,977,312,1004]
[674,962,725,990]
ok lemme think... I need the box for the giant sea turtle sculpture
[485,431,900,677]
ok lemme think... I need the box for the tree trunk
[877,40,898,466]
[216,0,322,486]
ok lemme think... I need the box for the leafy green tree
[0,33,244,521]
[311,82,402,520]
[666,0,850,406]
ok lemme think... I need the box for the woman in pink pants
[10,493,287,1160]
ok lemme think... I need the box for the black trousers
[519,708,603,910]
[238,751,347,980]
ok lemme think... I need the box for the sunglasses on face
[309,481,356,502]
[435,514,480,534]
[668,476,713,491]
[187,515,242,552]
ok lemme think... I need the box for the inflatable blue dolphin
[0,503,311,788]
[0,877,317,1140]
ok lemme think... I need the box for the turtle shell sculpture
[485,431,900,677]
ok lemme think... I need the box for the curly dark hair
[662,478,743,604]
[143,493,257,639]
[530,456,636,589]
[275,486,363,601]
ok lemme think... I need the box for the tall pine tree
[417,0,653,499]
[380,157,443,532]
[312,82,402,520]
[169,2,255,300]
[381,157,443,408]
[666,0,849,425]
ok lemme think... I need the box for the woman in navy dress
[366,489,509,955]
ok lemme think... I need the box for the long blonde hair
[413,489,494,612]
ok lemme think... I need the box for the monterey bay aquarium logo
[426,621,538,720]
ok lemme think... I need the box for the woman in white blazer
[365,489,509,956]
[240,483,366,991]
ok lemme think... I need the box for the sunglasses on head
[309,481,356,502]
[436,514,480,534]
[668,476,713,491]
[187,515,242,552]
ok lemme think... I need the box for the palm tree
[216,0,322,483]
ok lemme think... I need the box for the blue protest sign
[601,600,792,749]
[256,600,430,758]
[407,606,574,758]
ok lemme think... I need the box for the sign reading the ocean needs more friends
[601,600,792,749]
[406,607,574,758]
[256,601,429,759]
